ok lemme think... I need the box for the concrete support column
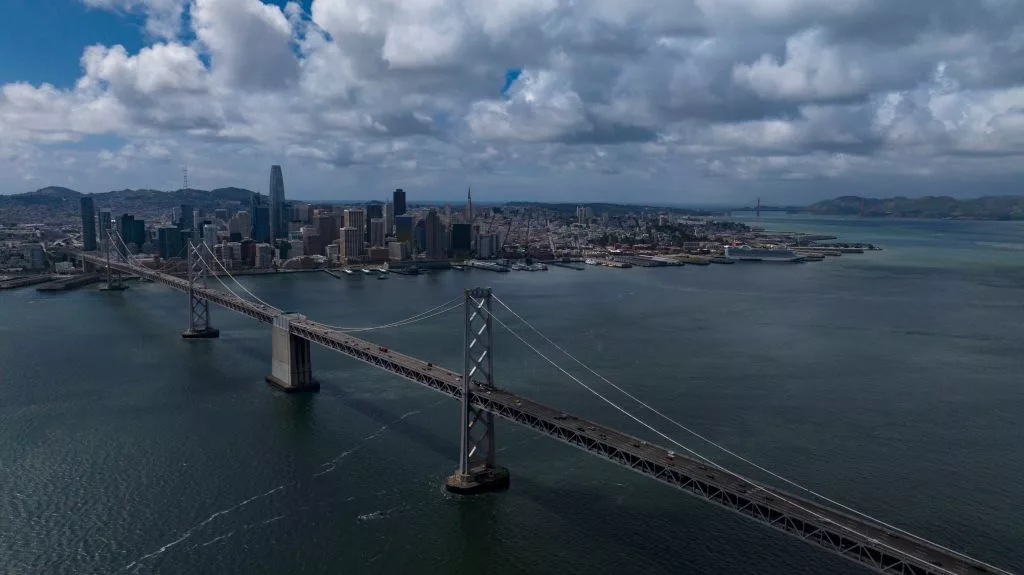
[266,313,320,393]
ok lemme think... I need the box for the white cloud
[1,0,1023,201]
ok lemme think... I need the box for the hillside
[805,195,1024,220]
[0,186,256,225]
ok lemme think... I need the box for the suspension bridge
[60,234,1014,575]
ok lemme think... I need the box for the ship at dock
[724,245,803,263]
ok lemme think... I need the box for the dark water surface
[2,215,1022,574]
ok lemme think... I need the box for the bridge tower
[181,240,220,339]
[445,287,510,494]
[99,231,127,291]
[266,313,319,393]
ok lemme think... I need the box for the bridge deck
[75,252,1008,575]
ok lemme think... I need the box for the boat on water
[361,268,375,275]
[342,268,354,275]
[724,245,803,263]
[584,258,598,265]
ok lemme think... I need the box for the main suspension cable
[491,295,1009,573]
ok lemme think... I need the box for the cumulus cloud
[1,0,1023,201]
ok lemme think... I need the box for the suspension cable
[200,241,275,309]
[187,243,261,308]
[492,296,1010,574]
[310,296,464,332]
[490,311,967,575]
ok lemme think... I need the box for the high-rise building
[178,204,194,230]
[343,209,365,252]
[466,187,473,224]
[388,241,409,261]
[132,219,146,250]
[202,223,217,251]
[214,209,228,222]
[425,209,445,260]
[315,214,338,245]
[157,226,184,259]
[384,200,394,235]
[414,219,426,254]
[369,218,385,247]
[451,223,471,253]
[365,203,383,243]
[255,243,273,268]
[118,214,135,250]
[339,227,362,262]
[395,215,413,242]
[393,188,407,215]
[250,193,270,243]
[477,234,498,258]
[80,196,96,251]
[269,165,286,239]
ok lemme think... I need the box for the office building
[325,243,340,264]
[388,241,409,261]
[177,204,193,230]
[255,243,273,268]
[80,196,96,251]
[315,214,338,245]
[384,201,394,235]
[477,234,498,258]
[22,244,45,270]
[157,226,184,259]
[132,219,146,250]
[202,223,217,251]
[451,223,471,253]
[251,193,270,243]
[466,187,473,224]
[339,226,362,262]
[395,214,413,242]
[269,165,286,239]
[240,239,256,267]
[425,209,445,260]
[393,188,406,215]
[343,209,365,252]
[369,218,385,247]
[414,219,426,254]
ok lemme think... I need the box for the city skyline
[2,1,1024,204]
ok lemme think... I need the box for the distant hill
[1,185,255,209]
[805,195,1024,220]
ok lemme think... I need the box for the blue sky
[1,0,1023,203]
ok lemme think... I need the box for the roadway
[73,250,1011,575]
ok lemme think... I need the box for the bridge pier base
[445,465,510,495]
[266,313,319,393]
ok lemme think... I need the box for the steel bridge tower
[445,287,510,494]
[99,231,127,291]
[181,240,220,339]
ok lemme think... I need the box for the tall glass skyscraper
[250,193,270,243]
[393,188,406,216]
[269,165,286,239]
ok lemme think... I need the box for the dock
[0,275,54,290]
[36,273,103,292]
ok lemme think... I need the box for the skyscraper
[365,203,383,243]
[384,200,394,235]
[98,209,112,246]
[395,215,413,243]
[118,214,134,250]
[269,165,286,239]
[369,218,385,247]
[339,227,362,262]
[393,188,406,215]
[80,196,96,251]
[343,208,365,255]
[179,204,194,230]
[250,193,270,243]
[466,187,473,224]
[425,209,445,260]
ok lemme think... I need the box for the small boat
[376,273,389,280]
[362,268,374,275]
[342,268,354,275]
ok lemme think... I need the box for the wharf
[0,275,54,290]
[36,273,102,292]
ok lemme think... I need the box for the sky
[1,0,1023,205]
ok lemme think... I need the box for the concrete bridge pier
[266,313,320,393]
[445,287,510,494]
